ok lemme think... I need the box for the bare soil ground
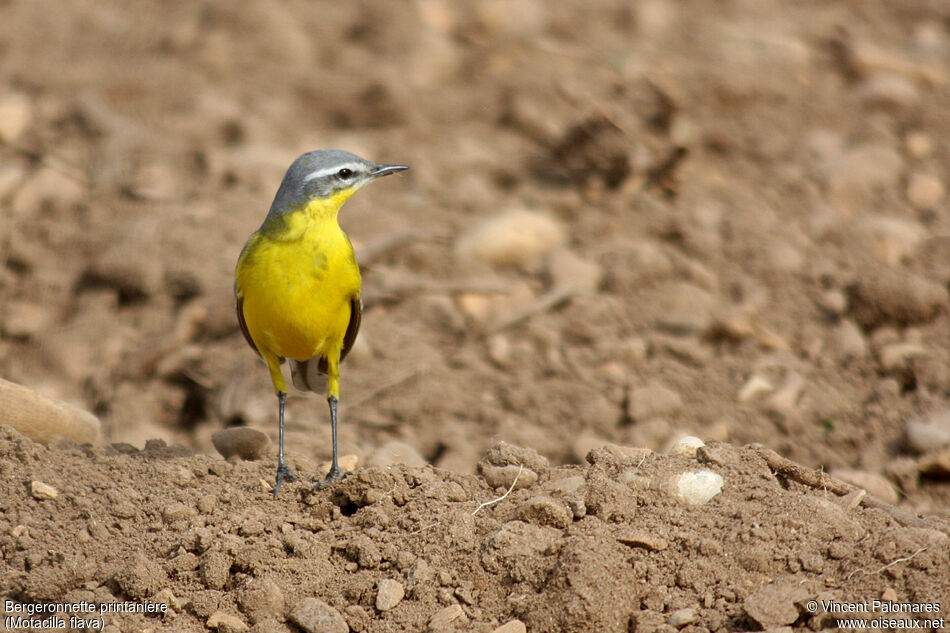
[1,1,950,632]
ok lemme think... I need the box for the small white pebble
[676,470,723,505]
[906,412,950,453]
[669,436,705,457]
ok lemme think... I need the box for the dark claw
[272,463,299,496]
[314,464,350,490]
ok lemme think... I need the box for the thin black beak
[372,163,410,178]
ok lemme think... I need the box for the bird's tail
[289,358,329,393]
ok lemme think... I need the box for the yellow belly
[236,220,361,362]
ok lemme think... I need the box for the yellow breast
[236,201,361,362]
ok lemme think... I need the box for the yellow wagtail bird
[235,150,408,494]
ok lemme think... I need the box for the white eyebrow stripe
[303,162,363,182]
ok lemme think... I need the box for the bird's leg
[315,395,347,488]
[272,391,298,495]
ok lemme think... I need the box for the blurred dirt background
[2,0,950,632]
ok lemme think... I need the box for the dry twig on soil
[753,445,949,534]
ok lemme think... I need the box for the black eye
[337,168,354,179]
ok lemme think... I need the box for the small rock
[456,209,565,267]
[375,579,405,612]
[904,131,934,159]
[486,334,512,367]
[878,342,927,371]
[650,334,711,366]
[207,611,249,633]
[668,436,705,457]
[30,481,59,500]
[654,282,715,335]
[516,495,573,529]
[628,381,683,421]
[629,610,667,632]
[152,589,183,611]
[237,577,284,624]
[548,249,602,294]
[848,269,948,329]
[211,427,271,461]
[696,445,727,467]
[456,293,494,322]
[906,172,945,210]
[905,412,950,453]
[765,370,805,415]
[2,299,53,339]
[545,475,586,494]
[828,320,868,360]
[831,469,899,504]
[852,215,924,267]
[856,73,920,111]
[289,598,349,633]
[918,448,950,476]
[847,39,947,86]
[743,581,809,628]
[668,607,698,628]
[491,620,527,633]
[365,441,427,468]
[429,604,465,631]
[616,530,668,551]
[0,92,31,143]
[480,441,549,471]
[162,502,195,523]
[738,374,774,404]
[0,378,101,445]
[675,471,723,505]
[567,498,586,518]
[318,454,359,476]
[480,465,538,490]
[818,289,848,316]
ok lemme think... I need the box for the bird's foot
[271,463,299,496]
[314,464,351,490]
